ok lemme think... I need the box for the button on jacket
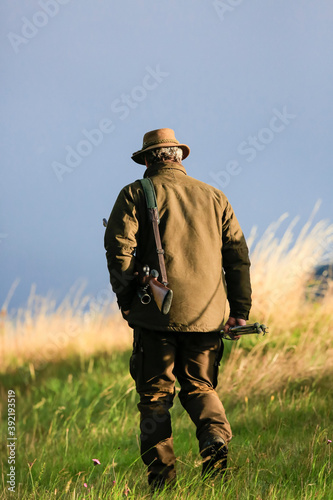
[104,161,251,332]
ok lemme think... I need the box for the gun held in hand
[221,322,268,341]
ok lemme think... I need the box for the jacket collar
[143,161,187,178]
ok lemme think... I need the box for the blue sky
[1,0,333,311]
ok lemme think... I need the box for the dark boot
[201,436,228,479]
[148,468,176,493]
[149,473,166,492]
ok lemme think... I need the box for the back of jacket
[104,161,251,332]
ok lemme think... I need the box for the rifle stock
[144,276,173,315]
[103,218,173,315]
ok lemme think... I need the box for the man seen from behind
[104,128,252,491]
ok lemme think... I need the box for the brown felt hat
[131,128,190,165]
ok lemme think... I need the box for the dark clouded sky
[1,0,333,311]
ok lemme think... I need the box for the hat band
[142,138,179,148]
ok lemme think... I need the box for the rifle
[103,218,173,315]
[137,264,173,315]
[221,322,268,341]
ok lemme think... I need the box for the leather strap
[140,178,168,285]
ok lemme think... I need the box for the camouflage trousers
[129,327,232,483]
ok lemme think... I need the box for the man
[104,128,252,489]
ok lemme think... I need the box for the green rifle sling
[140,178,158,215]
[139,178,168,285]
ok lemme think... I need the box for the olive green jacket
[104,161,251,332]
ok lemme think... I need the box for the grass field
[1,211,333,499]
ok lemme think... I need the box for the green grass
[3,213,333,498]
[1,349,332,500]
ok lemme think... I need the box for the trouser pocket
[213,335,224,389]
[130,328,143,385]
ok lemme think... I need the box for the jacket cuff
[116,295,134,311]
[229,310,249,320]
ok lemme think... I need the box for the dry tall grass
[1,205,333,398]
[223,202,333,397]
[0,281,133,372]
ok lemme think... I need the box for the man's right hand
[224,316,246,340]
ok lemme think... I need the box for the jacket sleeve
[104,185,139,310]
[221,198,252,320]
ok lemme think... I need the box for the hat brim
[131,143,190,165]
